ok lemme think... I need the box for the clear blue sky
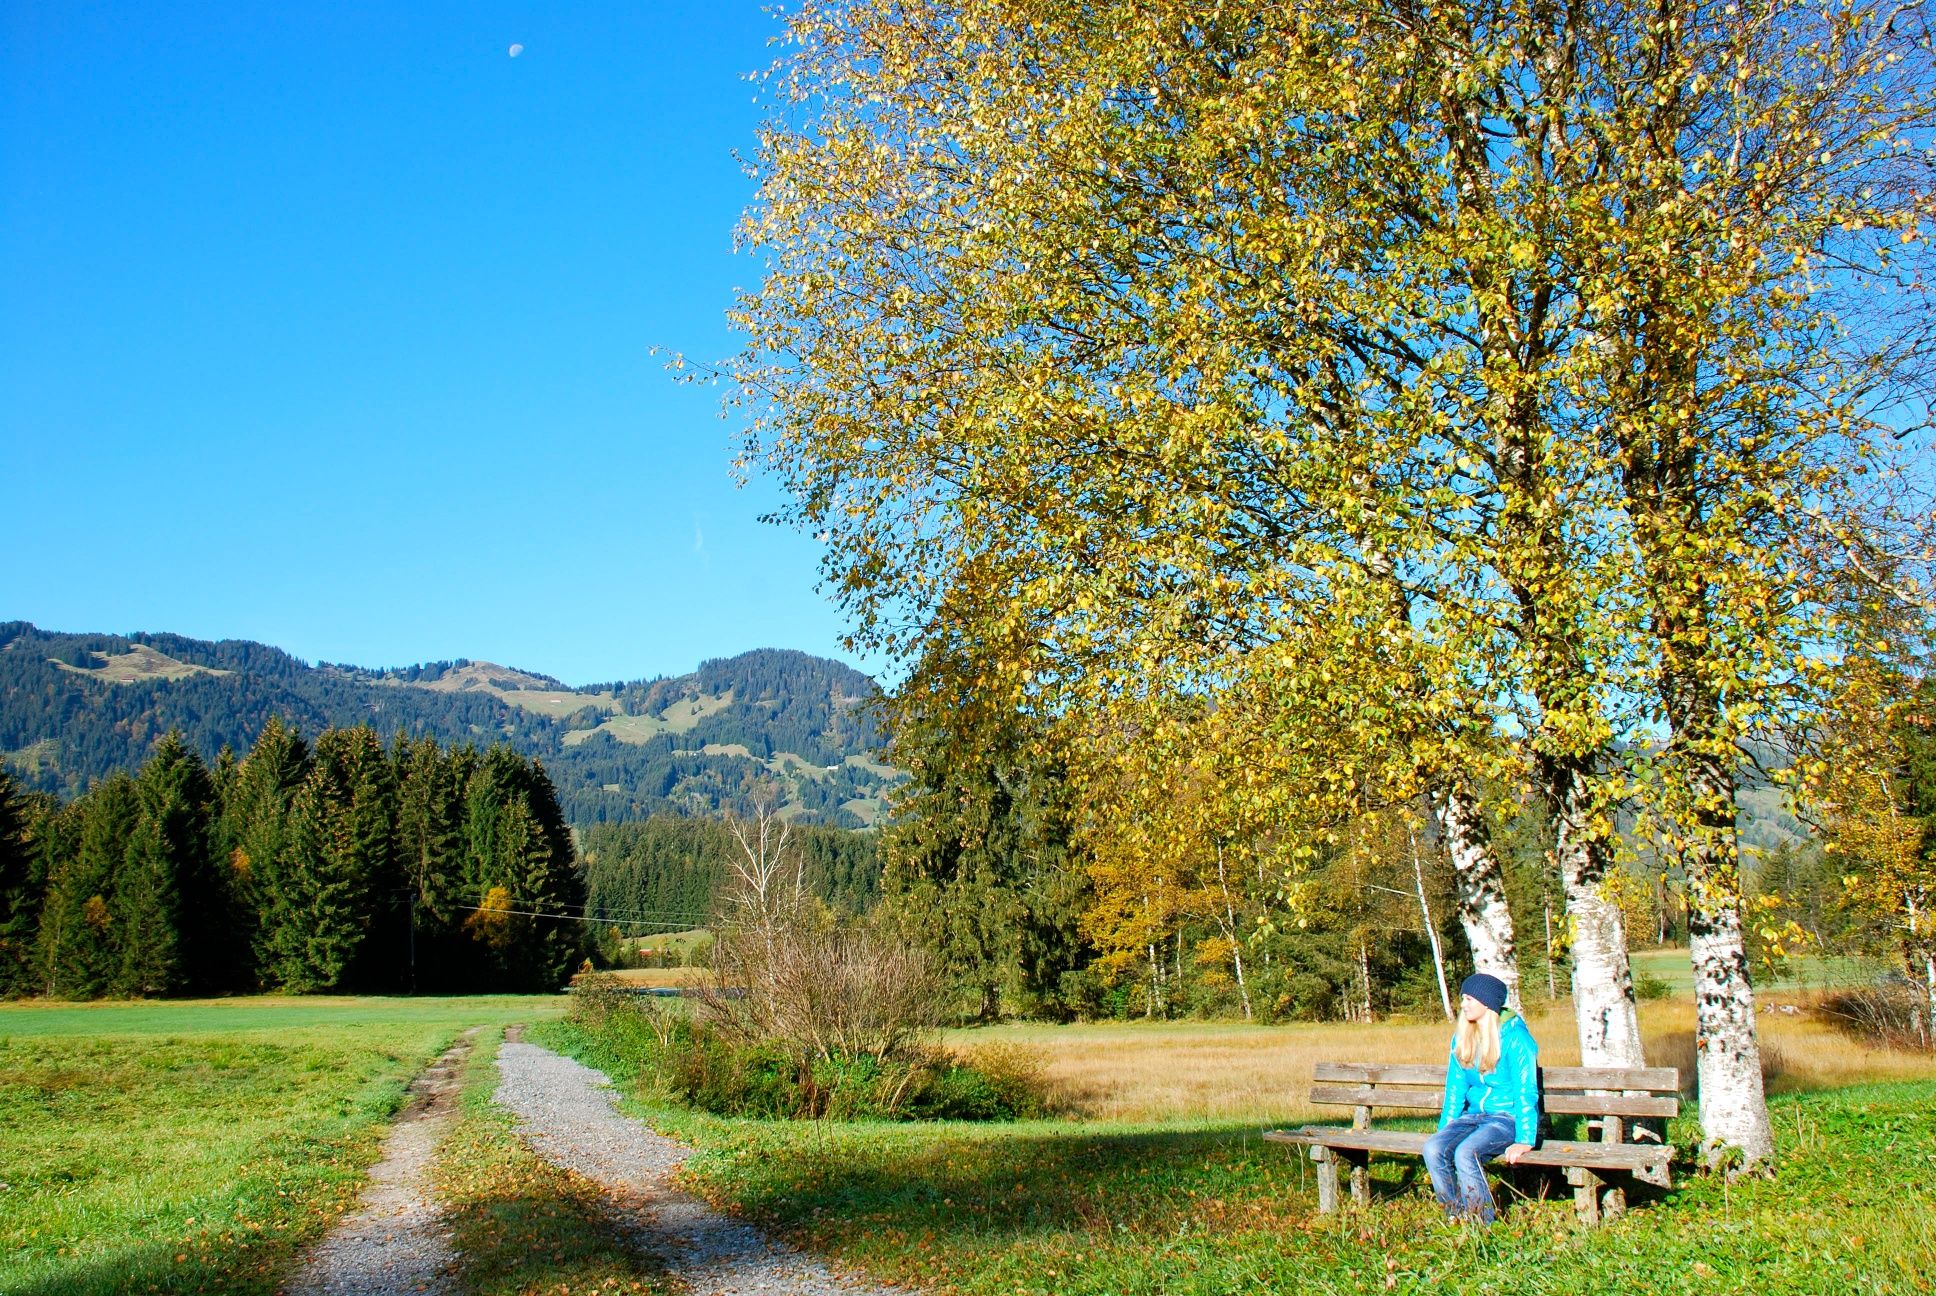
[2,1,860,686]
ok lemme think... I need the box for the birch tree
[729,0,1933,1167]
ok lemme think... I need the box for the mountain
[0,622,901,827]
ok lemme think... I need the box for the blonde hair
[1455,1006,1502,1073]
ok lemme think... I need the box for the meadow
[0,995,565,1296]
[536,981,1936,1296]
[937,988,1936,1124]
[4,983,1933,1295]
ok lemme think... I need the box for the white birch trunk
[1215,847,1252,1021]
[1666,741,1776,1169]
[1686,837,1776,1168]
[1541,757,1646,1067]
[1430,782,1523,1012]
[1924,952,1935,1053]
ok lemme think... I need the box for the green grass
[649,1086,1935,1295]
[546,1014,1936,1296]
[432,1028,662,1296]
[1627,947,1887,996]
[563,713,675,747]
[0,995,564,1295]
[492,689,621,719]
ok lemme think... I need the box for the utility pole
[1410,828,1452,1020]
[1544,901,1558,1000]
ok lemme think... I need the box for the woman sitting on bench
[1425,973,1539,1223]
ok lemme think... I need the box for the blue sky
[2,1,860,686]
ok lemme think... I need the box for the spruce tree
[26,800,85,997]
[521,757,587,987]
[0,769,54,996]
[393,734,464,990]
[265,727,396,992]
[229,717,310,987]
[40,773,139,997]
[882,658,1090,1021]
[115,732,221,996]
[454,747,585,991]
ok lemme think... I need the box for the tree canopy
[731,0,1935,1167]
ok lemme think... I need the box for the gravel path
[281,1031,475,1296]
[494,1040,910,1296]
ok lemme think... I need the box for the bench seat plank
[1265,1126,1671,1172]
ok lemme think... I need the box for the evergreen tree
[24,800,83,996]
[115,732,223,996]
[393,734,465,991]
[264,727,395,991]
[518,758,586,988]
[882,655,1091,1021]
[228,717,310,987]
[456,747,585,990]
[39,773,138,997]
[0,769,53,995]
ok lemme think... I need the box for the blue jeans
[1423,1113,1517,1221]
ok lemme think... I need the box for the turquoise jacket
[1439,1012,1540,1145]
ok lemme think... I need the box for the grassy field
[599,966,712,988]
[941,992,1936,1124]
[1627,946,1886,996]
[540,991,1936,1296]
[6,982,1932,1296]
[632,1079,1936,1296]
[0,995,565,1296]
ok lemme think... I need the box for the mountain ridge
[0,622,900,827]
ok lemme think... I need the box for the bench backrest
[1310,1062,1680,1123]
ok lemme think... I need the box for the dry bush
[697,803,943,1069]
[1817,980,1934,1052]
[701,915,943,1066]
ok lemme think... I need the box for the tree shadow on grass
[698,1120,1331,1246]
[702,1115,1681,1252]
[440,1182,670,1296]
[4,1188,672,1296]
[2,1239,287,1296]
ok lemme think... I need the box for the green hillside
[0,622,901,827]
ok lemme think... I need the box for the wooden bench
[1265,1062,1680,1224]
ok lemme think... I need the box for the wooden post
[1348,1152,1371,1206]
[1598,1114,1628,1215]
[1567,1167,1602,1226]
[1312,1147,1339,1213]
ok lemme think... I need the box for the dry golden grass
[52,643,226,683]
[946,994,1936,1124]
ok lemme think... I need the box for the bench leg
[1603,1183,1627,1218]
[1347,1152,1371,1206]
[1567,1167,1602,1226]
[1311,1147,1339,1214]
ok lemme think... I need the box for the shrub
[564,977,1051,1121]
[1634,971,1674,1001]
[1819,978,1934,1051]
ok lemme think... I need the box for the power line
[449,903,700,930]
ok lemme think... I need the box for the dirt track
[279,1030,475,1296]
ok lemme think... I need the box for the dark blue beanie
[1461,973,1509,1013]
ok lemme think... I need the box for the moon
[508,43,524,57]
